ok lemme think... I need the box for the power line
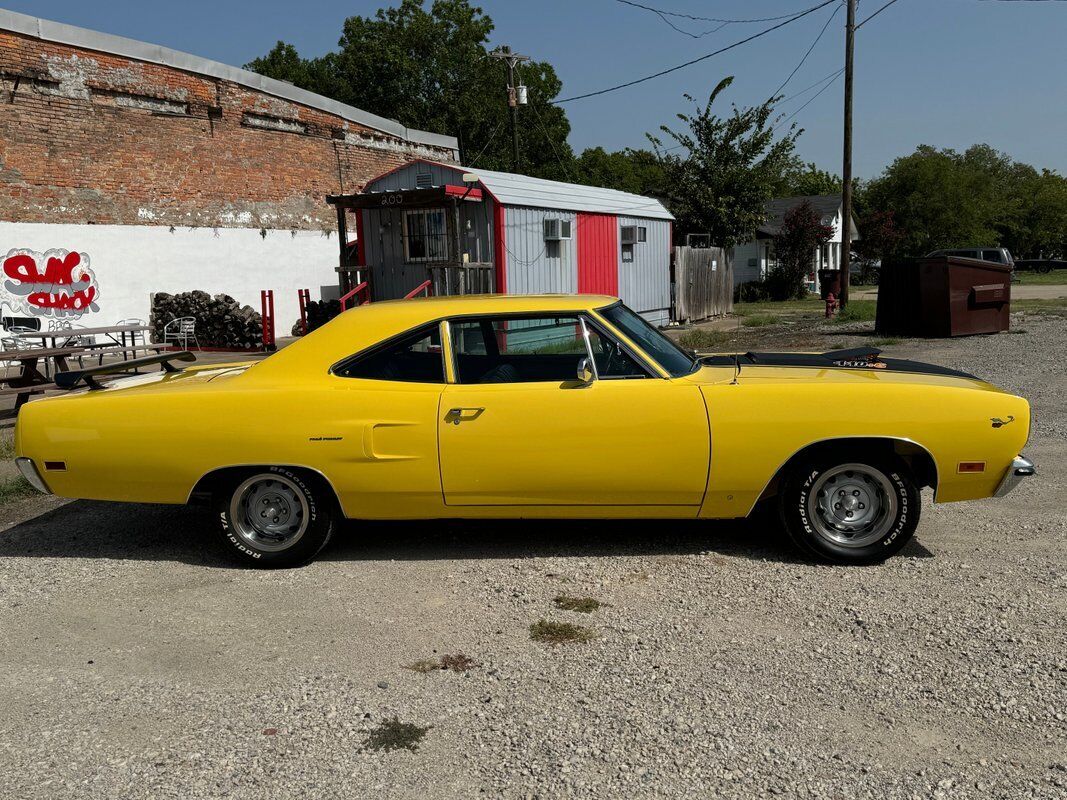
[856,0,904,28]
[614,0,834,24]
[467,118,505,166]
[773,70,844,130]
[779,67,846,105]
[769,2,843,99]
[554,0,838,104]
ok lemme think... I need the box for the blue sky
[8,0,1065,177]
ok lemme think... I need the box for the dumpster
[877,256,1010,337]
[917,256,1011,336]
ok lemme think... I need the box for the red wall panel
[577,213,619,295]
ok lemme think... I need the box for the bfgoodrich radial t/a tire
[214,467,335,568]
[778,456,920,565]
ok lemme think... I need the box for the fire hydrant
[825,291,839,319]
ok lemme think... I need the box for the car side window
[982,249,1003,263]
[449,315,648,384]
[334,323,445,383]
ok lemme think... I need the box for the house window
[637,227,647,243]
[404,209,448,262]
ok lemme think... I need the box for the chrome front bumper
[994,456,1036,498]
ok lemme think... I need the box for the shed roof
[461,165,673,220]
[0,8,457,153]
[757,194,858,238]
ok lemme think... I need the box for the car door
[325,321,447,518]
[438,313,709,507]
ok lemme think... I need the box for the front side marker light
[15,457,51,494]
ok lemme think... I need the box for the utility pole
[488,46,529,172]
[839,0,856,308]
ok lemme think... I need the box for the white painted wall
[0,222,339,338]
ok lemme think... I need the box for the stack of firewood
[151,291,263,349]
[303,299,342,333]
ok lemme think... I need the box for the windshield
[597,302,695,378]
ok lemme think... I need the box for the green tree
[769,201,834,300]
[779,161,842,197]
[572,147,665,196]
[652,77,801,247]
[862,143,1067,257]
[245,0,573,177]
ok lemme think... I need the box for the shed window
[404,209,448,262]
[621,245,634,263]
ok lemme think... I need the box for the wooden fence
[673,246,733,323]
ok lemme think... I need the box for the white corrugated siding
[503,206,577,294]
[617,216,671,325]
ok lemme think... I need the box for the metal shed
[327,159,674,324]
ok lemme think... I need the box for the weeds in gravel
[439,653,479,672]
[0,475,36,506]
[529,619,595,645]
[677,328,731,351]
[404,653,480,673]
[553,595,602,613]
[363,717,430,753]
[403,659,441,674]
[870,337,901,346]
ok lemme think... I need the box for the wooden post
[840,0,856,308]
[335,204,350,294]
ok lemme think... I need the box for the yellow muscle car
[14,295,1033,568]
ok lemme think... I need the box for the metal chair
[117,318,148,346]
[163,317,201,350]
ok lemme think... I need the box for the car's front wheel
[778,456,920,564]
[214,468,336,568]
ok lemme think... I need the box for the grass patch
[529,618,595,645]
[734,296,823,316]
[1013,297,1067,316]
[0,437,14,460]
[0,475,36,506]
[677,328,731,351]
[869,337,901,346]
[1014,268,1067,285]
[363,717,430,753]
[833,299,877,323]
[740,313,780,328]
[404,653,480,673]
[553,595,602,613]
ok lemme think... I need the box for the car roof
[247,293,620,380]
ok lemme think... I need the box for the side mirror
[576,357,596,386]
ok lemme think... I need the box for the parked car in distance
[14,295,1034,568]
[926,247,1014,266]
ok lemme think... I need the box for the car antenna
[731,352,741,384]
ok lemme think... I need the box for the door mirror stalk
[577,357,596,386]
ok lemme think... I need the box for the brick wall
[0,29,456,230]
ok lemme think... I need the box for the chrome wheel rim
[229,474,309,552]
[807,463,897,548]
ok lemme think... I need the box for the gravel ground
[0,312,1064,799]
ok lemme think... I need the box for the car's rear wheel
[778,456,920,564]
[214,467,335,568]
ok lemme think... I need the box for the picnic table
[18,323,151,349]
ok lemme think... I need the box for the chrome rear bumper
[994,456,1035,498]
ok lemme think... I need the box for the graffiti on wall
[1,248,101,318]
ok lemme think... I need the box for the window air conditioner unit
[620,225,637,245]
[544,219,572,241]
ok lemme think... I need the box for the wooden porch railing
[403,280,433,299]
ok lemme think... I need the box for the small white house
[732,194,860,293]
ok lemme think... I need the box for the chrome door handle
[446,407,485,424]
